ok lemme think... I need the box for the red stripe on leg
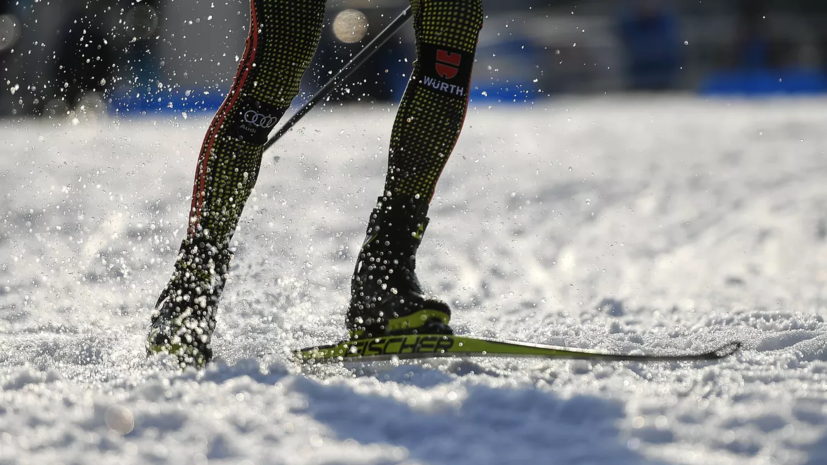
[188,2,260,237]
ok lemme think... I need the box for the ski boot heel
[347,195,453,339]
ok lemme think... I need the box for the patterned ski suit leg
[158,0,326,316]
[345,0,484,335]
[384,0,484,200]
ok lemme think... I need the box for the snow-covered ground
[3,98,827,464]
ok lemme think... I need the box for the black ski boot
[348,195,452,339]
[146,237,231,368]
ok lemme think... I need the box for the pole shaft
[263,6,413,153]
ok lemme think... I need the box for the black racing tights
[166,0,483,299]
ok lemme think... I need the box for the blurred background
[2,0,827,118]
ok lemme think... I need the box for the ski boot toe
[349,305,454,340]
[146,237,229,368]
[146,290,217,369]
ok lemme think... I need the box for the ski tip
[710,341,742,358]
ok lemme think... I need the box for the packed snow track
[2,98,827,464]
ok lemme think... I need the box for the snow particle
[104,405,135,435]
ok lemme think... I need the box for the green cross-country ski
[296,334,742,364]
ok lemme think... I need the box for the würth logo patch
[435,50,462,79]
[421,43,474,98]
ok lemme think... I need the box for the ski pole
[263,6,413,153]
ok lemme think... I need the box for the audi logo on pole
[243,110,279,128]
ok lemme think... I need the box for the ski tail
[295,335,742,364]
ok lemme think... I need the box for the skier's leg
[148,0,327,367]
[348,0,484,338]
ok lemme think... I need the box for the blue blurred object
[700,69,827,96]
[471,39,542,105]
[740,36,771,70]
[699,0,827,97]
[617,1,681,90]
[109,86,226,116]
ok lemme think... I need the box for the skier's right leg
[147,0,327,368]
[347,0,484,339]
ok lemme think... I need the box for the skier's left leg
[348,0,484,338]
[147,0,327,367]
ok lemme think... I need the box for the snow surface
[3,98,827,464]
